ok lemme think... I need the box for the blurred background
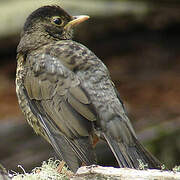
[0,0,179,172]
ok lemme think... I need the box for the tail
[102,117,161,169]
[104,133,161,169]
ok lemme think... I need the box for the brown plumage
[16,5,162,172]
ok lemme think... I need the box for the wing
[23,50,97,172]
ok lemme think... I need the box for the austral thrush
[16,5,161,172]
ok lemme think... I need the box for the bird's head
[17,5,89,53]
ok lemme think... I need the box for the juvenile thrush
[16,5,161,172]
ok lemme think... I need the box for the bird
[16,5,161,173]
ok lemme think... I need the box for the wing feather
[23,52,97,171]
[67,93,96,121]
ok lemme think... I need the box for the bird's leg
[92,134,99,148]
[56,161,66,173]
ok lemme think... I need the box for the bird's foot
[56,161,66,173]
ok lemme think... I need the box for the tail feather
[53,133,82,172]
[131,137,161,169]
[67,137,97,166]
[103,133,161,169]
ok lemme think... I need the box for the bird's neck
[17,31,59,54]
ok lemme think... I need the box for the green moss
[173,165,180,172]
[138,159,148,170]
[12,159,72,180]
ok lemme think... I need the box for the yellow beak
[64,15,90,30]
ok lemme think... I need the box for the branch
[73,166,180,180]
[7,159,180,180]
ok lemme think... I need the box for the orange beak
[64,15,90,30]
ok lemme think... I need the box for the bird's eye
[52,17,63,26]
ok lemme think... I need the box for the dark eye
[52,17,63,26]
